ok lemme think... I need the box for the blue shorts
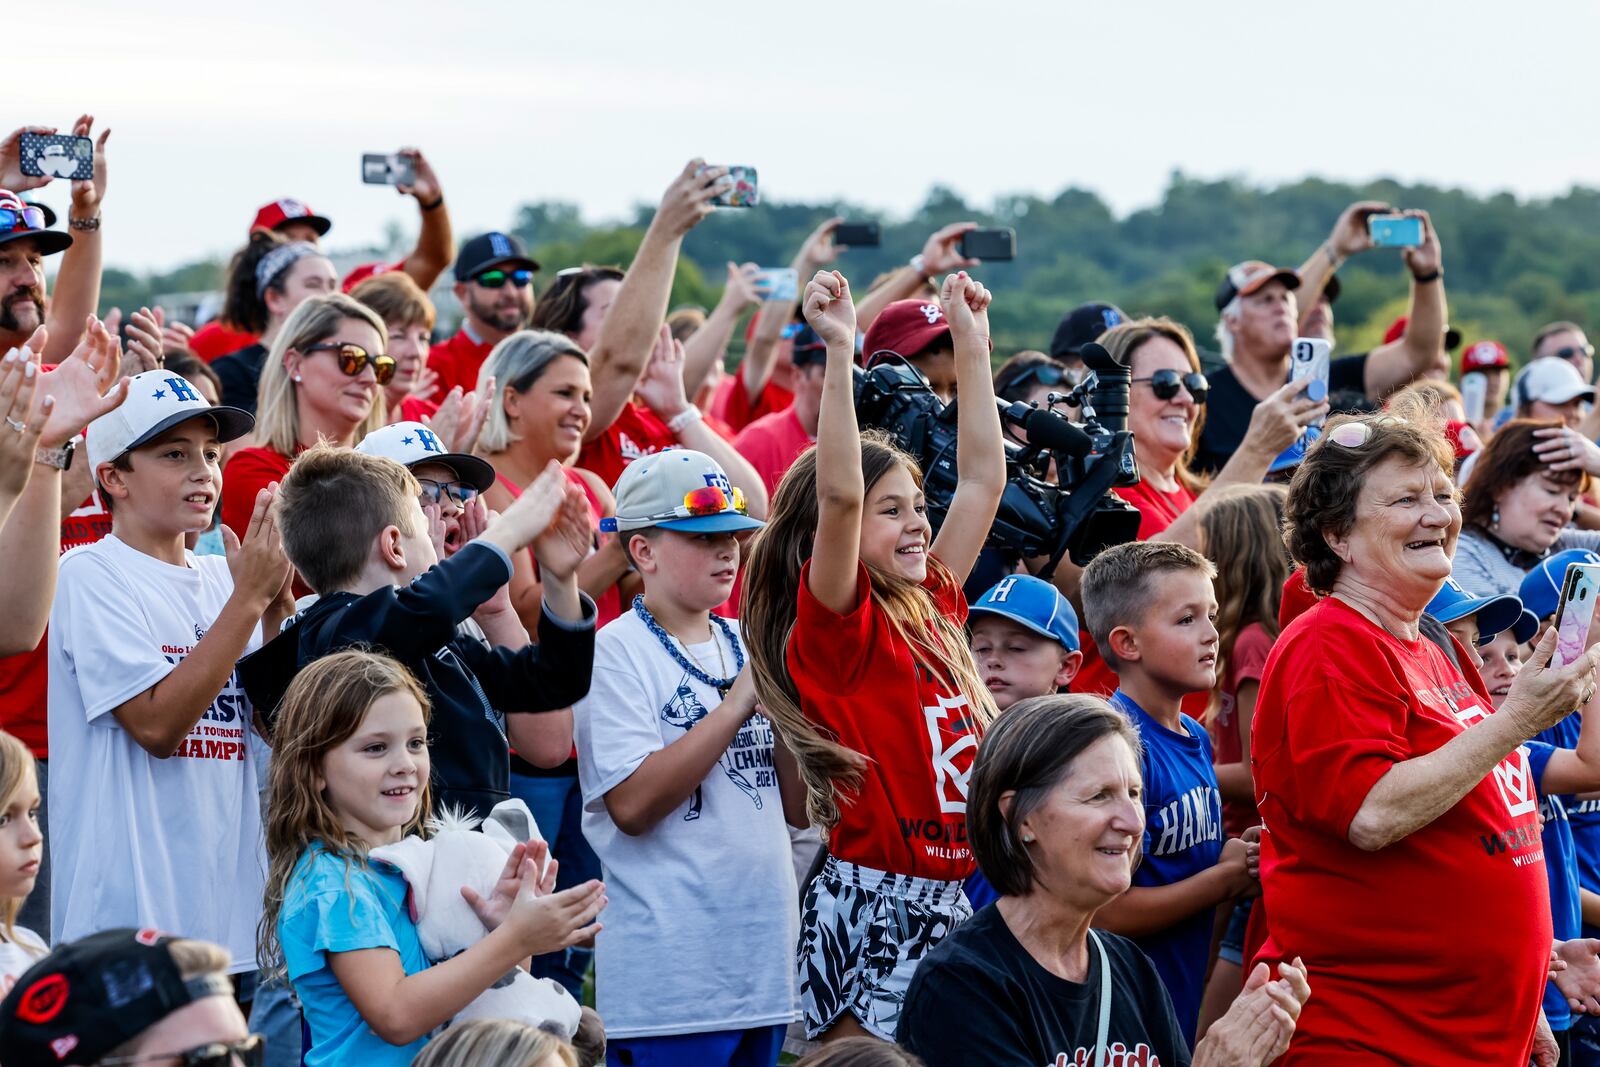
[1217,897,1254,966]
[606,1024,786,1067]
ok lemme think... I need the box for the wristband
[68,215,101,232]
[420,195,444,212]
[909,254,929,280]
[1411,268,1442,284]
[666,407,702,434]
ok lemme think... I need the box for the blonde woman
[409,1018,578,1067]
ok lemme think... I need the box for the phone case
[708,165,758,208]
[1290,338,1332,425]
[1460,372,1488,424]
[754,268,798,303]
[18,133,93,181]
[361,153,415,185]
[1368,215,1423,248]
[835,222,881,247]
[958,229,1016,260]
[1554,563,1600,667]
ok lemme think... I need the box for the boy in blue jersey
[1079,540,1257,1046]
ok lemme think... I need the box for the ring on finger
[4,417,24,433]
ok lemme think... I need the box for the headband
[255,241,319,299]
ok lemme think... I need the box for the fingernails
[23,362,34,378]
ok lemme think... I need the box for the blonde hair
[1196,485,1287,717]
[741,434,999,832]
[0,731,39,953]
[258,651,432,978]
[410,1019,578,1067]
[475,330,588,455]
[255,293,389,455]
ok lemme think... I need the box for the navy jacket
[240,541,595,819]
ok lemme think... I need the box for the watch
[36,440,74,471]
[68,215,101,232]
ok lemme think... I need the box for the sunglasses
[1550,344,1597,363]
[600,485,748,531]
[1008,363,1071,390]
[1327,415,1405,448]
[302,342,396,386]
[475,269,534,289]
[0,206,46,232]
[102,1034,264,1067]
[1131,369,1210,404]
[418,478,478,510]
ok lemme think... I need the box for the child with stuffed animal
[258,649,607,1066]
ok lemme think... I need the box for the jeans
[18,759,46,936]
[244,973,304,1067]
[508,770,601,999]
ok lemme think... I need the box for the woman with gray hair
[897,694,1309,1066]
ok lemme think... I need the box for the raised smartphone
[18,133,93,180]
[361,153,416,185]
[834,221,881,247]
[1460,372,1487,425]
[958,228,1016,261]
[1554,563,1600,667]
[1368,214,1424,248]
[753,268,798,302]
[1290,337,1331,423]
[705,164,758,207]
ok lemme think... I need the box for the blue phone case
[1368,215,1423,248]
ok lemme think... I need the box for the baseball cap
[1214,261,1299,311]
[790,323,828,367]
[0,190,70,256]
[969,575,1080,652]
[1444,420,1483,460]
[1382,315,1462,352]
[86,370,253,474]
[454,232,540,280]
[1520,549,1600,621]
[1517,357,1596,407]
[1048,302,1125,361]
[603,450,764,534]
[862,299,952,367]
[356,420,495,492]
[1268,425,1321,475]
[1426,576,1527,645]
[251,197,331,238]
[0,928,237,1067]
[1461,339,1510,372]
[340,260,405,293]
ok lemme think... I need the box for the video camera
[853,342,1141,575]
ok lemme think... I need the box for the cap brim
[275,215,332,237]
[123,406,256,459]
[1513,608,1540,645]
[0,228,71,255]
[1540,384,1597,405]
[1239,269,1301,297]
[1435,592,1522,641]
[654,512,766,533]
[968,604,1078,650]
[1268,426,1320,474]
[421,452,495,493]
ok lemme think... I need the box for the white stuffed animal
[370,799,584,1041]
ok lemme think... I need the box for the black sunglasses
[302,342,396,386]
[102,1034,264,1067]
[1550,343,1596,363]
[475,269,534,289]
[1007,363,1070,389]
[1131,369,1209,404]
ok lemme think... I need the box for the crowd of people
[0,117,1596,1067]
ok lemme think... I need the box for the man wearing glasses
[427,231,540,401]
[1533,321,1595,385]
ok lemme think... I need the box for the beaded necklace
[631,595,745,695]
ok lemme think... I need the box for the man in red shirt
[427,231,539,400]
[733,325,825,498]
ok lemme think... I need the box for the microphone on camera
[999,400,1095,458]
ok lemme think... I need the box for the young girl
[743,270,1006,1043]
[1192,483,1287,1036]
[0,729,44,993]
[259,650,607,1066]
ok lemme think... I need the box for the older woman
[898,694,1310,1067]
[1254,413,1600,1064]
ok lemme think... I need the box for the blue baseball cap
[969,575,1079,652]
[1520,549,1600,622]
[1426,576,1527,646]
[1268,425,1322,476]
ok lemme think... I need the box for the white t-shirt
[0,926,46,996]
[575,609,797,1038]
[47,534,264,973]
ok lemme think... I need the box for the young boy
[969,573,1083,712]
[1080,540,1254,1046]
[238,442,596,819]
[575,449,799,1067]
[49,370,281,973]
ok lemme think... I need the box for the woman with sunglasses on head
[211,231,339,415]
[220,294,390,556]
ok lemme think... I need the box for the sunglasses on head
[600,485,748,531]
[302,342,396,385]
[1131,368,1209,404]
[1327,415,1406,448]
[1008,363,1071,390]
[102,1033,264,1067]
[474,269,534,289]
[417,478,478,510]
[0,205,45,232]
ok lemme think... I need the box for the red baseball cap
[1214,260,1299,310]
[1461,339,1509,372]
[341,260,405,293]
[250,198,331,239]
[1445,420,1483,460]
[862,298,952,366]
[1383,315,1462,351]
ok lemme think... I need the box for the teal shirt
[280,843,431,1066]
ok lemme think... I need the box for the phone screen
[706,165,758,207]
[1368,215,1424,248]
[1554,564,1600,667]
[1289,338,1331,423]
[1460,373,1487,424]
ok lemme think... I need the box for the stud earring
[1491,506,1501,528]
[293,375,302,382]
[1021,833,1035,843]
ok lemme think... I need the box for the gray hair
[475,330,589,454]
[1214,296,1240,363]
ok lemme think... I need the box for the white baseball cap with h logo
[86,370,254,473]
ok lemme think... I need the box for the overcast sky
[22,1,1600,274]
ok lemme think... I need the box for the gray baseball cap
[603,449,764,534]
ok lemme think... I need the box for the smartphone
[1290,337,1331,421]
[753,268,798,303]
[1368,214,1424,248]
[958,228,1016,261]
[18,133,93,180]
[1554,563,1600,667]
[1460,372,1488,425]
[361,153,416,186]
[834,221,881,247]
[705,164,758,207]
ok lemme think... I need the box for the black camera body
[853,343,1140,574]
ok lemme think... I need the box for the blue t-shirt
[279,843,432,1067]
[1531,733,1582,1032]
[963,870,1000,911]
[1111,689,1224,1046]
[1556,713,1600,941]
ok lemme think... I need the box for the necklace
[632,595,744,694]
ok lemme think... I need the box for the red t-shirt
[789,559,980,881]
[427,328,494,403]
[713,363,793,435]
[496,469,621,629]
[189,322,259,363]
[576,402,676,490]
[1249,597,1550,1065]
[1212,620,1272,838]
[0,491,113,756]
[397,394,439,423]
[221,447,294,540]
[1113,478,1198,541]
[733,405,812,499]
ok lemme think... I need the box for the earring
[1491,506,1501,529]
[1021,833,1035,844]
[293,375,302,383]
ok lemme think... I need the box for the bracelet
[666,407,702,434]
[1411,268,1442,284]
[1321,241,1343,267]
[909,253,929,280]
[420,195,444,212]
[68,215,101,232]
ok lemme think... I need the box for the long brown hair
[257,651,432,977]
[1461,418,1587,531]
[1197,485,1288,716]
[0,731,39,952]
[741,432,999,832]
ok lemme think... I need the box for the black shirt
[211,342,269,415]
[897,904,1191,1067]
[1192,353,1369,475]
